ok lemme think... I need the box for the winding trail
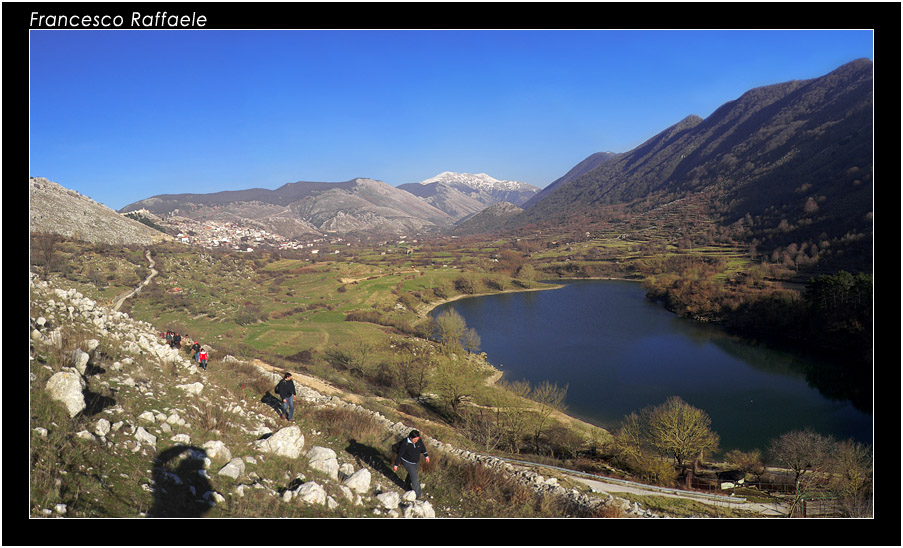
[112,250,157,311]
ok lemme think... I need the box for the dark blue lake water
[432,280,872,453]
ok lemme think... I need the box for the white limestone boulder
[295,481,327,505]
[202,440,232,461]
[218,458,246,480]
[253,425,304,459]
[342,468,371,494]
[45,370,86,417]
[306,446,339,480]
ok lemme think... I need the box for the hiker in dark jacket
[190,341,201,362]
[275,372,297,421]
[393,429,430,499]
[172,332,182,349]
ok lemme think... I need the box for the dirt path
[568,474,789,516]
[338,267,420,285]
[249,358,367,405]
[112,250,158,311]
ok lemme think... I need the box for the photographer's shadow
[149,445,214,518]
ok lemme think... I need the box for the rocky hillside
[120,178,453,238]
[521,152,620,209]
[398,172,540,221]
[452,202,524,236]
[30,274,652,519]
[30,177,173,245]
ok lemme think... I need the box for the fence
[797,496,843,518]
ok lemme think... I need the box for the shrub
[453,276,477,294]
[314,407,384,445]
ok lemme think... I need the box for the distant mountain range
[119,172,540,237]
[38,58,872,264]
[120,177,453,237]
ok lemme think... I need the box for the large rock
[402,500,436,518]
[217,458,246,480]
[342,468,371,494]
[202,440,232,461]
[376,491,401,510]
[45,370,86,417]
[306,446,339,480]
[253,426,304,458]
[295,481,327,505]
[134,427,157,447]
[171,434,191,444]
[94,418,111,438]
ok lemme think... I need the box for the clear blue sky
[29,29,873,211]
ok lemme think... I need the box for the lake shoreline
[426,277,872,452]
[416,279,642,439]
[415,276,645,319]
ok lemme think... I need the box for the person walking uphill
[393,430,430,499]
[276,372,296,421]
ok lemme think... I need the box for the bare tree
[435,308,467,354]
[32,232,63,280]
[646,396,719,474]
[768,428,834,516]
[829,439,873,517]
[768,428,833,486]
[613,396,719,487]
[724,448,766,482]
[527,381,568,454]
[462,327,481,354]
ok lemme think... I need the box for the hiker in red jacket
[198,348,209,371]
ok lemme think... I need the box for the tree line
[607,396,872,517]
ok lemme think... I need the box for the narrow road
[496,456,789,517]
[112,250,157,311]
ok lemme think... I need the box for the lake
[432,279,873,453]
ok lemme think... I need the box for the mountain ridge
[120,178,454,237]
[513,58,873,268]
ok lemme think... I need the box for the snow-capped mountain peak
[417,171,534,191]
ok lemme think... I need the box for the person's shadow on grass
[149,445,214,518]
[346,438,407,491]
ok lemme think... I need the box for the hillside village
[134,211,422,256]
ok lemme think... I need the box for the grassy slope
[31,209,807,519]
